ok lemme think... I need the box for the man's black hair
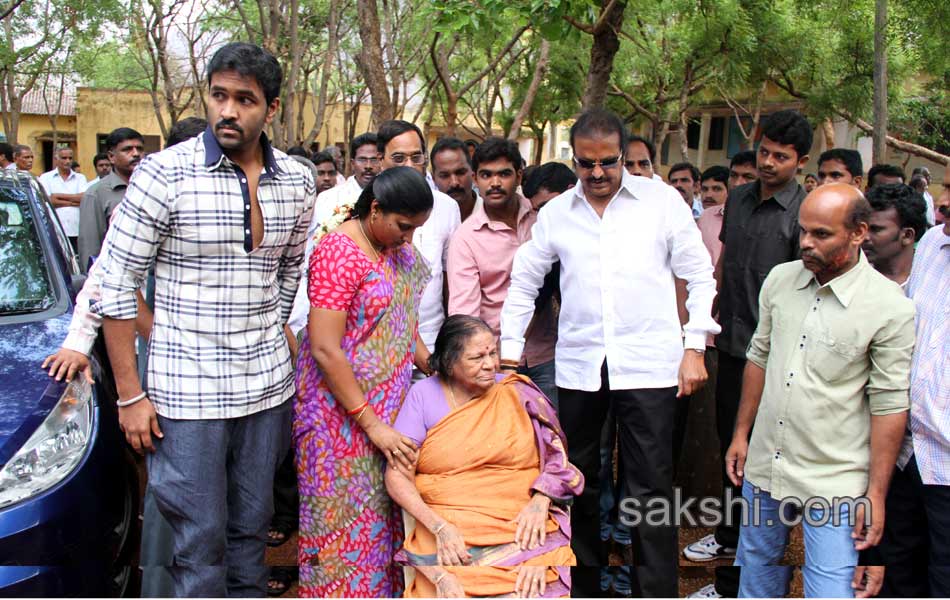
[0,143,12,162]
[350,132,378,159]
[430,136,471,168]
[570,108,628,151]
[867,164,906,188]
[701,165,730,186]
[626,134,656,163]
[93,152,110,165]
[286,146,309,158]
[377,120,426,154]
[206,42,282,105]
[311,150,337,169]
[166,117,208,147]
[105,127,144,152]
[522,162,577,199]
[866,183,929,242]
[471,137,522,173]
[730,150,756,169]
[760,109,813,159]
[669,162,701,182]
[464,139,479,150]
[818,148,863,178]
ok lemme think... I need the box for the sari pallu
[396,374,584,597]
[294,236,429,598]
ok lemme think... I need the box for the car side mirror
[71,274,87,296]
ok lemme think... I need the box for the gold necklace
[357,218,381,262]
[446,382,459,410]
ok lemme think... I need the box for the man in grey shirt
[77,127,144,271]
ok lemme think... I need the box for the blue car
[0,170,140,596]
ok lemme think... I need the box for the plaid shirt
[906,225,950,484]
[94,129,316,419]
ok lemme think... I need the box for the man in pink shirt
[446,137,558,405]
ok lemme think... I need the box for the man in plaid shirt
[93,43,315,596]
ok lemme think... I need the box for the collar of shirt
[102,171,128,190]
[468,194,532,232]
[201,126,282,179]
[757,177,802,210]
[793,251,871,308]
[45,168,81,183]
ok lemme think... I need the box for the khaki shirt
[744,253,915,501]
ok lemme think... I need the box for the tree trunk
[821,118,836,149]
[849,115,949,165]
[533,125,545,165]
[582,0,626,109]
[356,0,393,128]
[508,39,550,141]
[872,0,888,164]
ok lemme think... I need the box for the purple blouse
[394,374,505,446]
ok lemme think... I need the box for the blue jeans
[146,400,292,597]
[519,360,558,410]
[736,480,858,598]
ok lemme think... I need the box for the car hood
[0,313,71,464]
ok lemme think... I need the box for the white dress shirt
[415,188,461,349]
[38,168,89,237]
[923,190,936,227]
[500,169,720,391]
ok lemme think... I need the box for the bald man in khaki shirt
[725,184,915,598]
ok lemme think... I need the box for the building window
[708,117,725,150]
[687,119,701,150]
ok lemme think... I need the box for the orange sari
[398,375,581,597]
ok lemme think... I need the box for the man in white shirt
[38,146,88,251]
[377,120,461,355]
[500,108,719,597]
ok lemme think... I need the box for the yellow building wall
[75,88,169,175]
[1,113,78,176]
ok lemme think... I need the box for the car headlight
[0,379,93,509]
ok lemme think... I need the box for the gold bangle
[355,405,370,423]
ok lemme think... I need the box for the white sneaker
[682,533,736,562]
[686,583,722,598]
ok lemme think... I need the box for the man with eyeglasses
[377,119,461,363]
[500,108,719,598]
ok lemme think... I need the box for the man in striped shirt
[93,42,315,596]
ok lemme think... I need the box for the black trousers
[558,362,678,598]
[713,352,745,597]
[865,455,950,596]
[271,446,298,531]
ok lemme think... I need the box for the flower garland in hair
[311,196,358,246]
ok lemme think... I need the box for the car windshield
[0,186,56,315]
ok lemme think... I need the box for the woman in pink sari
[294,167,433,597]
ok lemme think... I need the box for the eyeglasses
[389,152,427,166]
[573,155,622,170]
[353,156,381,166]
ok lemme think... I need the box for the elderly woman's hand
[365,420,418,471]
[514,566,547,598]
[435,522,472,566]
[514,493,551,550]
[434,571,466,597]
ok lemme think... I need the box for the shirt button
[799,344,804,349]
[778,420,784,425]
[245,205,251,210]
[245,229,250,234]
[241,178,247,184]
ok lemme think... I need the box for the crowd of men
[30,39,950,599]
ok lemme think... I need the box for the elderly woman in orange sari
[386,315,584,598]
